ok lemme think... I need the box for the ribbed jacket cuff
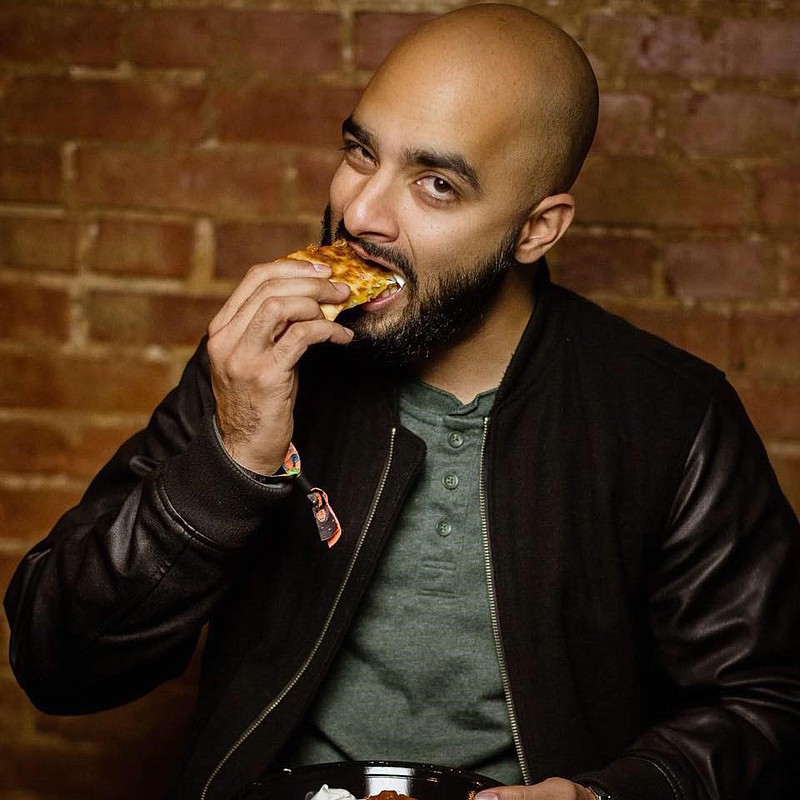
[577,754,680,800]
[161,415,292,548]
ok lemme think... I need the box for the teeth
[393,275,406,289]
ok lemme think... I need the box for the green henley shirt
[279,380,522,784]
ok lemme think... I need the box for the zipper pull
[296,473,342,548]
[274,443,342,547]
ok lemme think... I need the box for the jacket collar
[493,257,560,408]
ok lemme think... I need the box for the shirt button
[442,473,459,490]
[447,431,465,448]
[436,520,452,537]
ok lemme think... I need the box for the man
[5,5,800,800]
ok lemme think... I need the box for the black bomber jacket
[5,268,800,800]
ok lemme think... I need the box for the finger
[218,317,353,394]
[476,779,592,800]
[222,293,350,369]
[209,259,333,336]
[269,318,355,368]
[214,277,349,344]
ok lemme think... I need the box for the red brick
[584,15,800,81]
[593,94,656,156]
[663,93,800,157]
[0,6,121,68]
[0,281,71,343]
[35,680,195,743]
[731,310,800,381]
[572,156,749,227]
[581,15,649,82]
[0,216,76,272]
[770,453,800,518]
[294,149,341,214]
[734,381,800,440]
[215,221,313,280]
[86,291,220,347]
[2,77,208,143]
[129,8,220,69]
[0,675,35,736]
[0,631,7,668]
[0,550,27,665]
[714,19,800,81]
[781,242,800,297]
[131,9,341,73]
[757,167,800,229]
[221,11,341,73]
[636,17,740,78]
[0,418,139,479]
[664,239,774,299]
[0,486,83,545]
[90,218,193,278]
[549,234,656,296]
[0,737,177,799]
[0,143,62,204]
[0,547,25,586]
[218,86,361,147]
[602,301,730,368]
[74,145,285,216]
[0,351,177,414]
[354,12,437,70]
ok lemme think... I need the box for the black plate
[233,760,502,800]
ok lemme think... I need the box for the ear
[514,193,575,264]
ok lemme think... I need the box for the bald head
[364,4,598,200]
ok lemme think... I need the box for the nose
[341,171,399,243]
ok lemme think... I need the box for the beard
[320,206,520,367]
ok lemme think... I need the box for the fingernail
[312,262,330,273]
[475,793,498,800]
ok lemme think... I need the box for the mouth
[352,243,406,282]
[352,244,407,309]
[366,270,405,311]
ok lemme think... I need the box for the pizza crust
[285,239,399,320]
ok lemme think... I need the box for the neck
[415,268,536,403]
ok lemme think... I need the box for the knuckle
[206,334,224,363]
[257,295,288,325]
[245,262,272,281]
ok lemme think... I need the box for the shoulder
[549,284,725,399]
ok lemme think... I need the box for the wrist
[583,785,613,800]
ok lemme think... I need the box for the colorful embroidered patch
[281,443,342,548]
[278,443,302,477]
[307,487,342,548]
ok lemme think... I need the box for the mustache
[333,220,416,286]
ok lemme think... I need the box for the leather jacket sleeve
[3,342,290,714]
[580,380,800,800]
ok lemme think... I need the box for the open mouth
[354,247,408,308]
[366,271,406,310]
[385,272,406,294]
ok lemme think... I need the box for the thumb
[476,779,593,800]
[476,789,528,800]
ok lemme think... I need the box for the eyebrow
[342,116,376,151]
[341,116,483,194]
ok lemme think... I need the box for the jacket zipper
[199,428,399,800]
[479,416,532,784]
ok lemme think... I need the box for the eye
[340,140,375,167]
[417,175,457,203]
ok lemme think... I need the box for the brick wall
[0,1,798,797]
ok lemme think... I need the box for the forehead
[352,59,526,188]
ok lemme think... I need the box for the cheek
[327,162,350,220]
[408,216,506,272]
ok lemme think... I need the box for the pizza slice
[285,239,403,321]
